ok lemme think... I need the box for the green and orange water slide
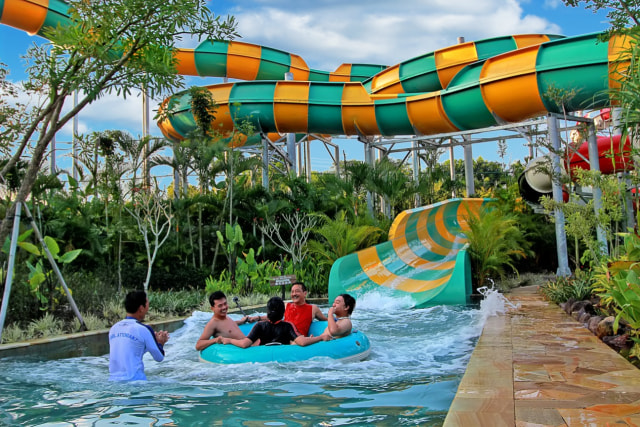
[156,31,627,144]
[1,0,630,306]
[328,198,489,307]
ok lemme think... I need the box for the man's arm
[143,325,167,361]
[325,307,352,337]
[235,316,250,325]
[221,337,253,348]
[195,320,218,351]
[294,334,330,347]
[313,304,328,321]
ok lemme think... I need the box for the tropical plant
[27,313,64,338]
[216,222,246,288]
[539,270,594,304]
[72,313,108,331]
[464,204,532,289]
[307,211,385,268]
[0,323,25,344]
[368,158,415,218]
[595,266,640,361]
[591,231,640,361]
[4,230,83,311]
[0,0,238,245]
[541,169,628,267]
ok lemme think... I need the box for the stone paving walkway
[443,286,640,427]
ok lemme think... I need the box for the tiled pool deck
[444,286,640,426]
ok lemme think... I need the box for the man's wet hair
[341,293,356,315]
[267,296,285,322]
[209,291,227,307]
[291,282,306,292]
[124,290,147,314]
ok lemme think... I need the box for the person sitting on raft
[248,282,326,336]
[195,291,251,351]
[220,296,329,348]
[321,294,355,339]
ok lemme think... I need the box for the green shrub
[465,203,531,289]
[102,298,125,325]
[1,323,25,343]
[148,289,206,316]
[539,271,593,304]
[72,313,108,331]
[27,313,64,339]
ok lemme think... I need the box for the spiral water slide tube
[327,199,489,307]
[1,0,630,307]
[520,133,633,204]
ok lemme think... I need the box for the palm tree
[344,160,373,214]
[307,211,385,268]
[464,203,532,290]
[368,158,415,219]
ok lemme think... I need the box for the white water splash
[477,284,520,322]
[355,290,416,310]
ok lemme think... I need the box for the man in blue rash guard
[108,290,169,381]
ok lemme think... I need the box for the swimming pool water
[0,292,493,426]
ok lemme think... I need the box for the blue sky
[0,0,611,175]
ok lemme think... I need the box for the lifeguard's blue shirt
[108,317,164,381]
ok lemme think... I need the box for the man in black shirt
[221,297,329,348]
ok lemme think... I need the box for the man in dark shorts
[221,297,329,348]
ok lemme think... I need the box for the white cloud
[228,0,562,70]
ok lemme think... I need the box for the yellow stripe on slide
[227,42,262,81]
[207,83,235,130]
[174,50,198,76]
[406,93,459,135]
[274,82,310,133]
[341,84,379,135]
[356,247,451,292]
[480,46,545,123]
[391,236,457,270]
[435,41,479,89]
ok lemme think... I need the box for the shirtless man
[321,294,355,339]
[249,282,327,336]
[195,291,250,351]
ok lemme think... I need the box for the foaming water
[477,286,520,322]
[0,294,507,425]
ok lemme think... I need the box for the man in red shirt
[284,282,327,336]
[249,282,327,336]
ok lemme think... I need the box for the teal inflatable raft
[199,321,371,364]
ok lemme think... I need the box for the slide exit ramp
[328,198,490,307]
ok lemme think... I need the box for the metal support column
[305,139,311,182]
[463,136,474,197]
[72,91,79,182]
[548,115,571,276]
[364,142,374,216]
[262,134,269,189]
[586,123,609,256]
[285,72,297,176]
[50,135,56,173]
[142,86,150,187]
[449,145,456,197]
[0,203,22,341]
[412,140,421,207]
